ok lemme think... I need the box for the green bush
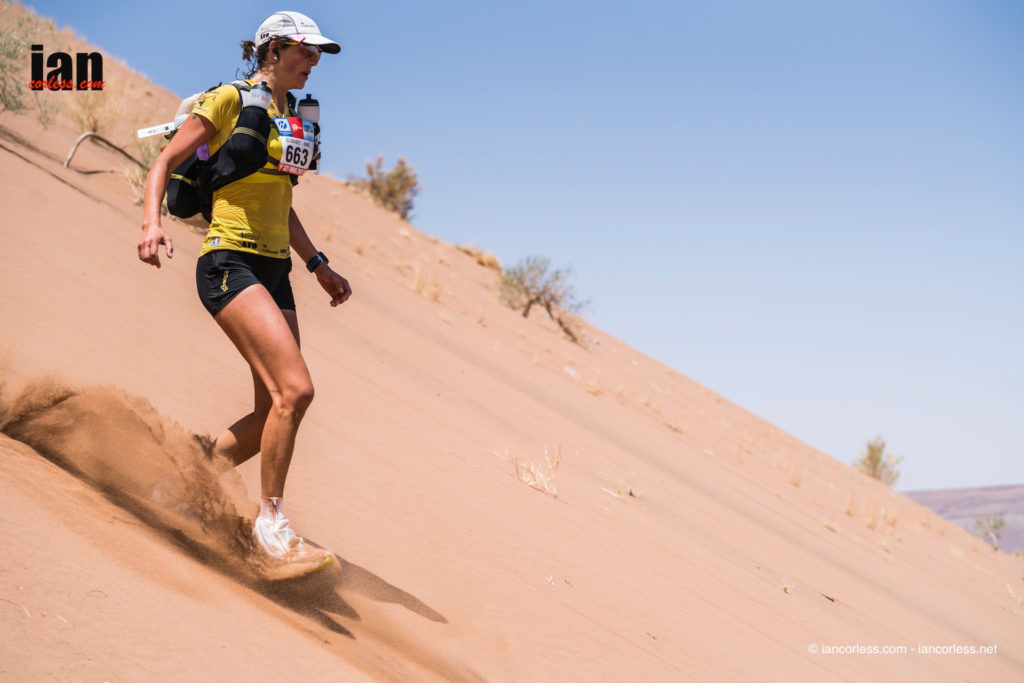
[349,155,420,220]
[0,14,34,112]
[499,255,587,343]
[1,9,63,124]
[973,515,1005,551]
[852,436,902,487]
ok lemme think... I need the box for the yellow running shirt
[193,80,293,259]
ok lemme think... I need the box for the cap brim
[291,33,341,54]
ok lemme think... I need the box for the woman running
[137,11,351,568]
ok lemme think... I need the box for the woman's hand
[287,209,350,306]
[138,112,215,268]
[138,220,173,268]
[314,265,352,307]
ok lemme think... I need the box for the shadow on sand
[0,380,449,645]
[256,554,448,639]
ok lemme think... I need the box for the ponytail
[239,39,273,79]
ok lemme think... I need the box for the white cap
[255,11,341,54]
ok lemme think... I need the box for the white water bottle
[296,93,319,123]
[244,81,272,110]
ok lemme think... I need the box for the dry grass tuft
[601,478,641,500]
[122,137,162,207]
[30,90,62,128]
[395,251,412,275]
[458,244,501,271]
[410,262,423,292]
[492,446,562,497]
[788,468,803,488]
[70,87,122,136]
[123,164,147,205]
[868,507,880,531]
[409,263,441,302]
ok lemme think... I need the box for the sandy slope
[2,6,1024,680]
[908,486,1024,556]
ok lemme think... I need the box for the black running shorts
[196,249,295,317]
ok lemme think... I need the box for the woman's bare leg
[212,311,301,467]
[213,286,312,497]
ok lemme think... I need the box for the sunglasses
[279,40,322,64]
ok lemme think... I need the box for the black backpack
[166,82,307,222]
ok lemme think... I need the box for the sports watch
[306,251,329,272]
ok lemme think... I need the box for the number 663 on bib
[274,116,316,175]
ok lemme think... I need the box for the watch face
[308,252,327,271]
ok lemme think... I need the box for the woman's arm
[137,113,217,268]
[289,207,352,307]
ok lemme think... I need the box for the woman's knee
[294,380,315,410]
[273,378,314,415]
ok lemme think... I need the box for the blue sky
[27,0,1023,491]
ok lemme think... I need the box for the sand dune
[2,5,1023,680]
[908,486,1024,556]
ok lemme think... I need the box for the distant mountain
[906,485,1024,555]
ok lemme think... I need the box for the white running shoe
[252,506,331,568]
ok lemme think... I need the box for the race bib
[273,117,315,175]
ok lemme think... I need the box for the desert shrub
[70,87,121,135]
[0,8,63,121]
[0,13,35,112]
[973,515,1005,550]
[348,155,419,220]
[500,255,587,343]
[852,436,902,487]
[29,89,61,127]
[123,136,163,205]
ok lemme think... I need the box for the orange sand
[1,6,1022,680]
